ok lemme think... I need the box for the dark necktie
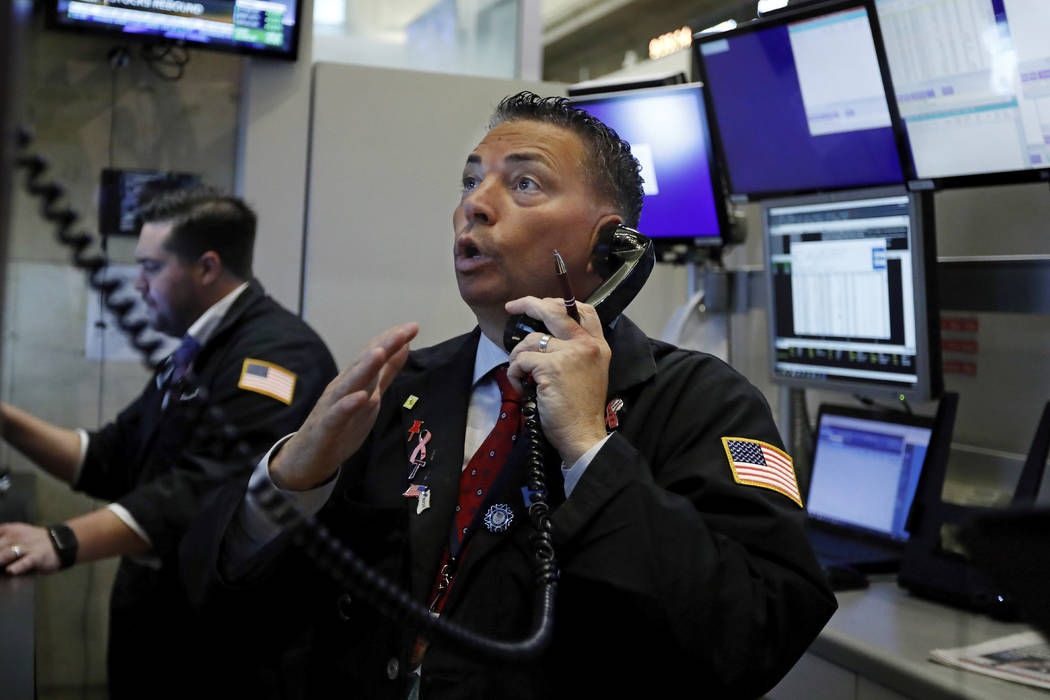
[453,364,523,541]
[170,334,201,384]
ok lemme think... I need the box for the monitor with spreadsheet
[874,0,1050,185]
[763,186,941,400]
[694,0,909,198]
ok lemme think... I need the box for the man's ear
[198,251,223,285]
[586,214,624,276]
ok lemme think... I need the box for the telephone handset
[502,224,655,351]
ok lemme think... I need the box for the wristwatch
[47,523,78,569]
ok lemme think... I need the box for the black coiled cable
[15,128,167,365]
[16,128,560,661]
[248,388,560,662]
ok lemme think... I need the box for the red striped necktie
[413,365,525,663]
[453,364,523,542]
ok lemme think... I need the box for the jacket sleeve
[77,389,154,501]
[550,351,836,698]
[107,331,336,556]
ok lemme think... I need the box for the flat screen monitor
[874,0,1050,186]
[763,186,941,400]
[569,83,728,247]
[98,168,201,236]
[46,0,302,60]
[809,404,934,542]
[694,0,909,199]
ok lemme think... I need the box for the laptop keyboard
[809,528,899,567]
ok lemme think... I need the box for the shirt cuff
[107,503,153,546]
[240,433,340,545]
[107,503,161,569]
[72,428,89,487]
[561,435,612,498]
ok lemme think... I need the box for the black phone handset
[503,224,656,351]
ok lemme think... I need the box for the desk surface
[0,472,35,700]
[0,575,35,700]
[813,578,1048,700]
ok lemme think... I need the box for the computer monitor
[567,71,687,98]
[763,185,941,400]
[569,83,729,248]
[874,0,1050,186]
[46,0,303,60]
[98,168,201,236]
[694,0,909,198]
[809,404,934,542]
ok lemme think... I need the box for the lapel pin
[403,395,419,409]
[605,398,624,431]
[403,484,431,515]
[483,503,514,533]
[407,423,432,479]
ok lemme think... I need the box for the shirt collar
[473,331,509,386]
[184,281,250,347]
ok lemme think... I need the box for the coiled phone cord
[250,391,559,661]
[15,128,560,661]
[14,128,167,365]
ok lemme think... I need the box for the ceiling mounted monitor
[46,0,303,60]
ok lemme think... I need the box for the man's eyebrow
[464,151,554,168]
[505,153,549,166]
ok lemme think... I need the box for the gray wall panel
[302,63,688,366]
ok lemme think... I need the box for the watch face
[51,525,76,549]
[49,524,78,568]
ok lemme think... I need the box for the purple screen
[697,7,904,196]
[573,85,723,242]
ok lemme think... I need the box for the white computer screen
[875,0,1050,179]
[766,190,933,395]
[808,411,932,540]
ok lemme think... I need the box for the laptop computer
[805,404,935,581]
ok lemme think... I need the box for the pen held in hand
[553,249,581,323]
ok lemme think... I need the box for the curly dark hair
[489,91,644,228]
[136,185,256,280]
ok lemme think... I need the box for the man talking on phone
[186,92,836,699]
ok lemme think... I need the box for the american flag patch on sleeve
[721,437,802,507]
[238,358,297,405]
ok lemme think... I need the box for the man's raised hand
[270,322,418,491]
